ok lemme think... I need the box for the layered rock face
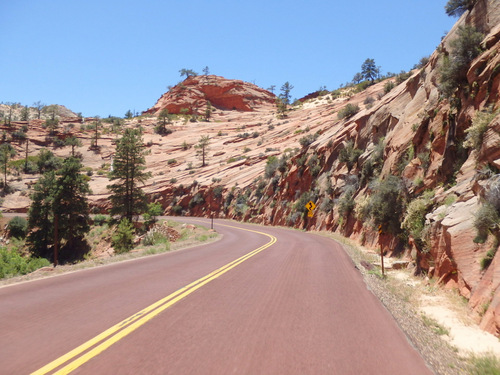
[144,75,276,115]
[2,0,500,338]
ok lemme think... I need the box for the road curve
[0,219,432,374]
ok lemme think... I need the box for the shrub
[384,81,396,94]
[439,25,484,98]
[339,140,363,172]
[464,106,498,151]
[112,219,134,254]
[474,203,499,243]
[338,185,356,217]
[7,216,28,239]
[93,214,108,226]
[402,191,434,245]
[367,175,405,234]
[0,247,50,279]
[265,156,279,179]
[189,193,204,208]
[337,104,360,119]
[143,229,169,247]
[298,133,319,148]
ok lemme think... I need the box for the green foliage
[8,216,28,239]
[337,104,360,120]
[384,80,396,94]
[298,133,319,148]
[338,186,356,217]
[439,25,484,98]
[464,106,498,151]
[402,191,434,246]
[338,140,363,172]
[367,175,405,234]
[108,128,150,222]
[112,219,134,254]
[265,156,279,179]
[0,247,50,279]
[189,193,205,208]
[143,202,163,229]
[0,143,16,189]
[179,68,198,78]
[142,230,169,247]
[37,148,62,174]
[468,353,500,375]
[93,214,109,226]
[474,203,499,243]
[445,0,475,17]
[195,135,210,167]
[361,58,378,82]
[279,81,294,105]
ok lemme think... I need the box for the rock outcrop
[144,75,276,115]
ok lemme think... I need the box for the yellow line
[31,224,276,375]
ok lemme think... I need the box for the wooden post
[211,215,214,230]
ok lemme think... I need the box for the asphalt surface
[0,219,433,374]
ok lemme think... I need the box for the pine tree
[53,157,91,254]
[27,171,57,259]
[108,128,151,222]
[361,58,378,83]
[279,82,294,105]
[27,157,91,263]
[0,143,16,191]
[195,135,210,167]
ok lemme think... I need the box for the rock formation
[144,75,276,115]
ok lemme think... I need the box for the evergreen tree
[361,58,378,82]
[279,82,294,105]
[27,158,91,263]
[27,171,57,259]
[445,0,475,17]
[0,143,16,190]
[108,128,151,222]
[195,135,210,167]
[204,101,213,121]
[179,68,198,78]
[53,157,91,254]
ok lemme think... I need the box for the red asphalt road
[0,219,432,374]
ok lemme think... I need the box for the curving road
[0,219,432,374]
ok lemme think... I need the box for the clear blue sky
[1,0,457,118]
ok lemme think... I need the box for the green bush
[7,216,28,239]
[112,219,134,254]
[367,175,405,234]
[298,133,319,148]
[337,104,360,119]
[465,106,498,151]
[384,81,396,94]
[439,25,484,98]
[339,140,363,172]
[469,353,500,375]
[0,247,50,279]
[474,203,499,243]
[93,214,108,226]
[142,230,169,247]
[402,191,434,246]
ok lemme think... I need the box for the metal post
[211,215,214,230]
[380,246,384,276]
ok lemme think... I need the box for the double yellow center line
[32,225,276,375]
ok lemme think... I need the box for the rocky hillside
[1,0,499,336]
[144,75,276,115]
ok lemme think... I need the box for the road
[0,219,432,374]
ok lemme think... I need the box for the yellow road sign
[305,201,316,212]
[307,210,314,218]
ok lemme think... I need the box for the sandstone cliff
[1,0,500,337]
